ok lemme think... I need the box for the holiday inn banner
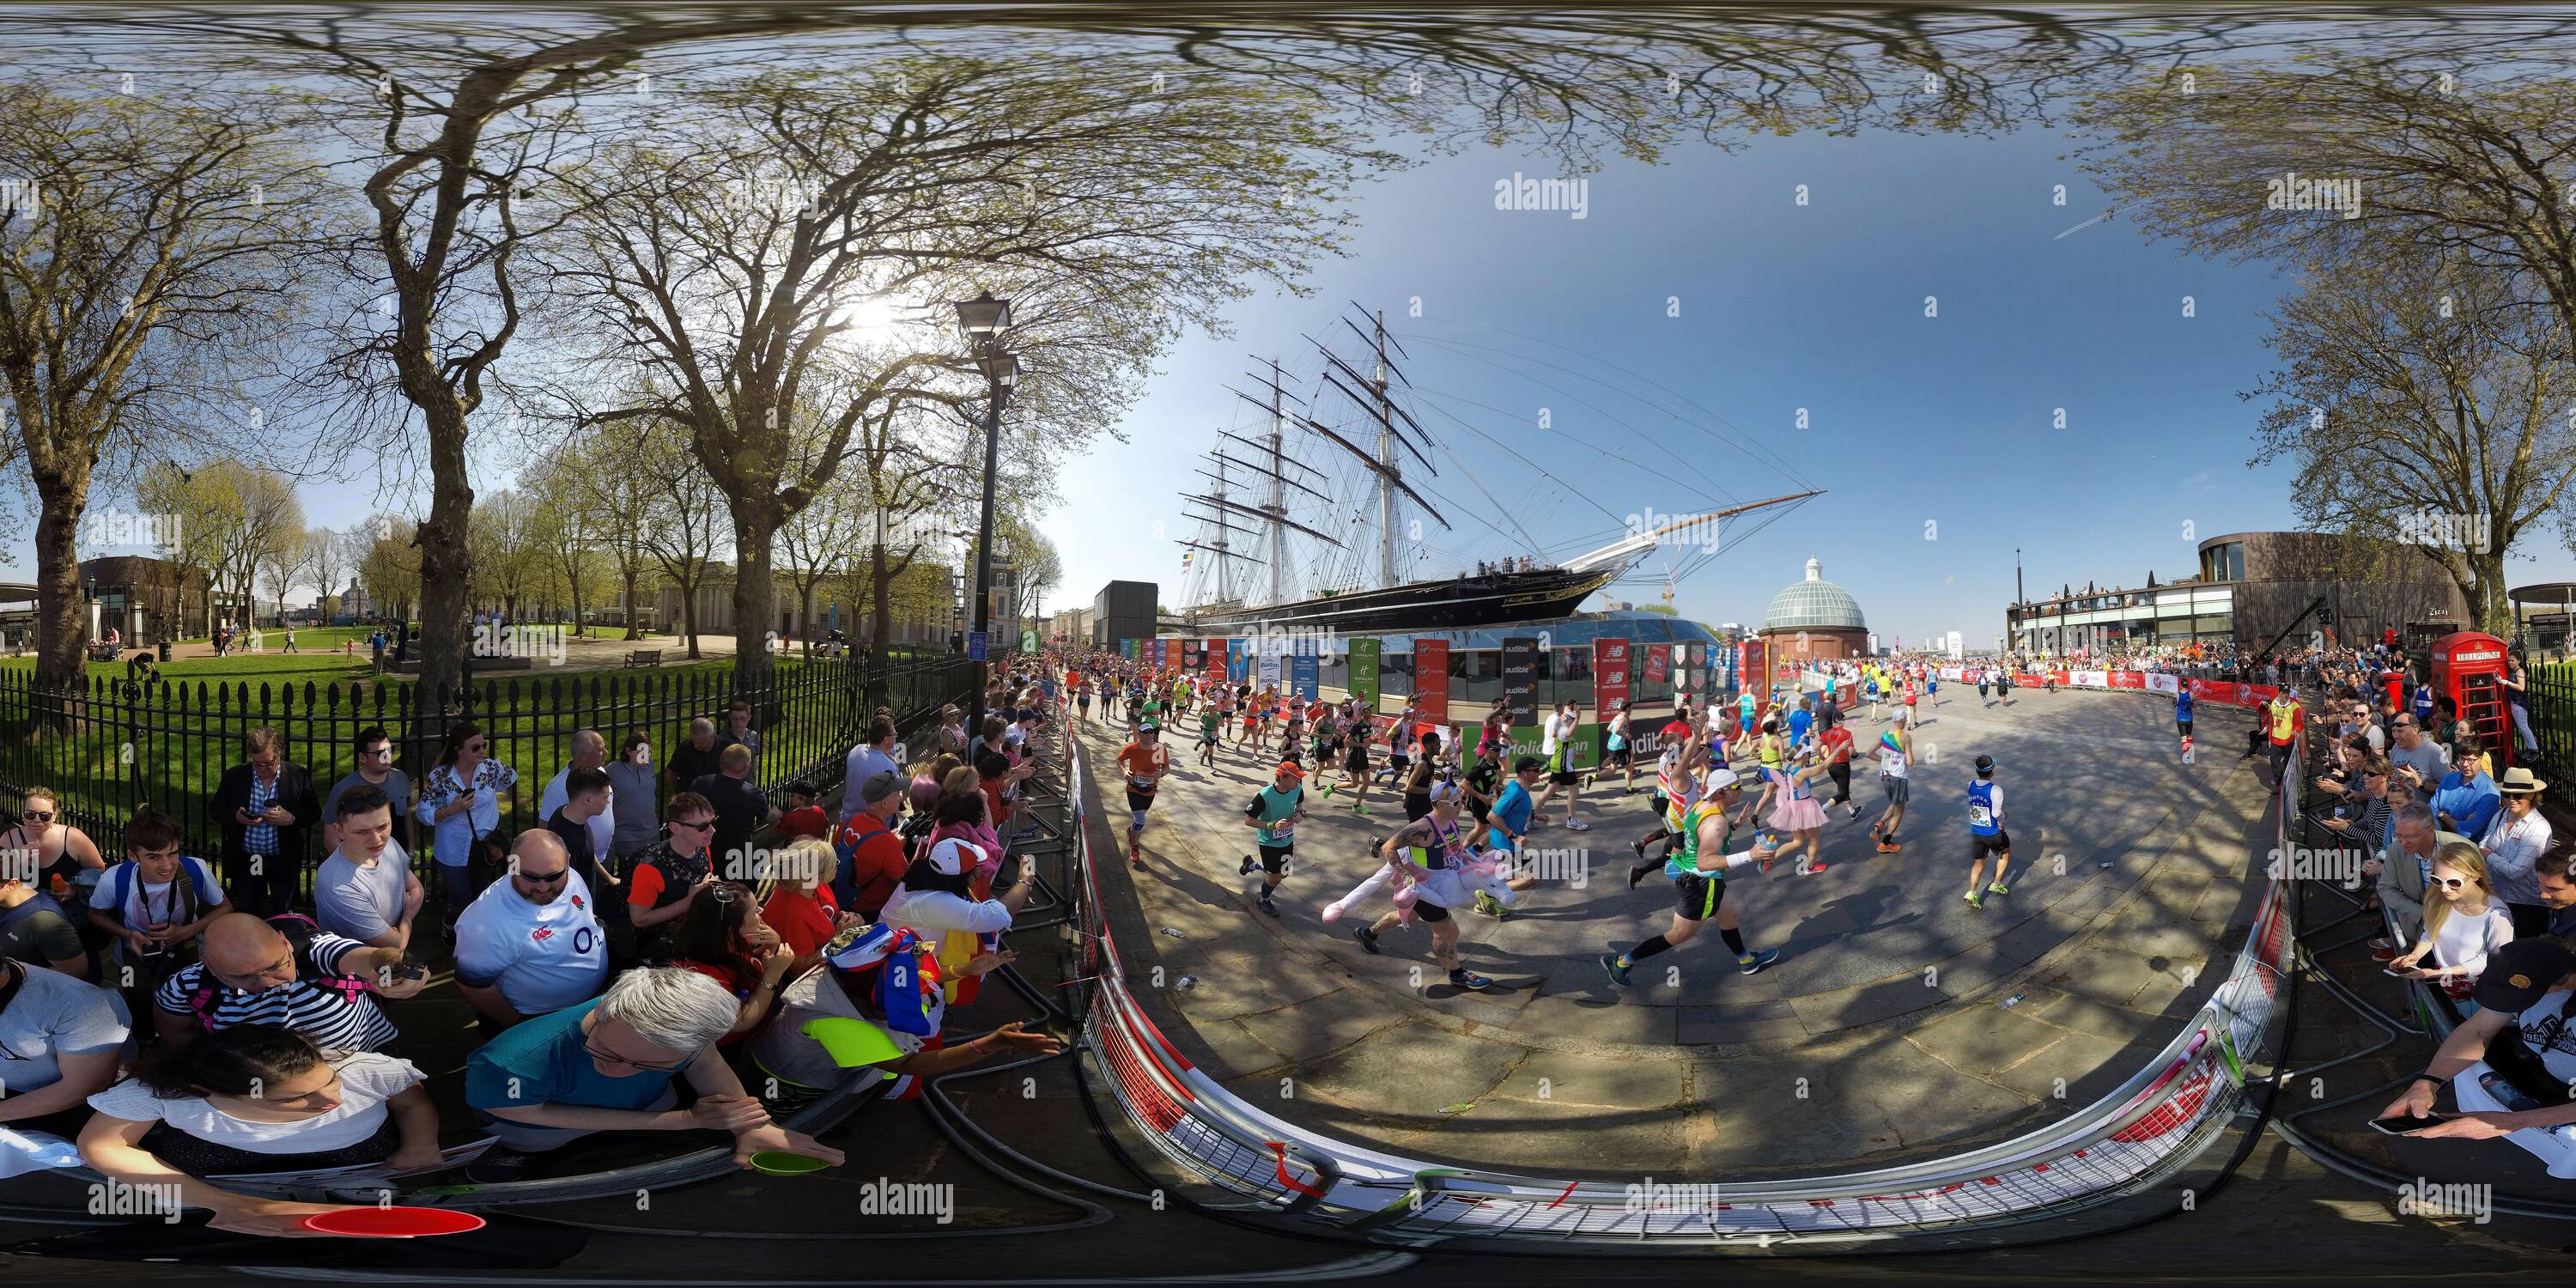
[1349,638,1381,710]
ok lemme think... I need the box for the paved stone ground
[1084,687,2274,1177]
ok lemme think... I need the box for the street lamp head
[985,351,1019,389]
[953,291,1011,342]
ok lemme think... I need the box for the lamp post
[953,291,1016,725]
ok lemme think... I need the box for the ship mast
[1373,313,1398,589]
[1200,361,1340,609]
[1304,303,1447,594]
[1268,358,1290,605]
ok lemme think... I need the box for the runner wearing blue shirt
[2175,686,2195,763]
[1786,701,1814,750]
[1963,755,2013,910]
[1475,758,1544,918]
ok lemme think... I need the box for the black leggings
[1826,761,1852,805]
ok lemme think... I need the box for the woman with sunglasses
[668,880,794,1044]
[2390,841,2516,999]
[77,1024,441,1237]
[0,786,104,898]
[417,723,519,927]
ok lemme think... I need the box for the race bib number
[1968,801,1993,828]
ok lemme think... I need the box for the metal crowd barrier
[1061,675,2293,1249]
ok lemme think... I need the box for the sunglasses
[669,817,714,833]
[20,811,52,822]
[2433,875,2470,890]
[513,866,569,885]
[584,1035,691,1073]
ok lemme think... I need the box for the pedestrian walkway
[1080,688,2274,1176]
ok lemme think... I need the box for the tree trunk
[677,573,702,659]
[729,502,782,697]
[869,544,894,655]
[2471,548,2511,636]
[570,569,586,641]
[31,461,92,706]
[412,395,474,708]
[620,566,642,641]
[798,581,816,659]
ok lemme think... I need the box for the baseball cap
[859,771,905,805]
[1973,755,1996,775]
[1705,765,1741,792]
[1273,761,1305,780]
[2470,938,2576,1013]
[1513,755,1546,774]
[1139,720,1161,734]
[1428,781,1463,806]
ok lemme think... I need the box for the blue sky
[1045,119,2576,645]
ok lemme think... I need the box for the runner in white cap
[1601,763,1781,989]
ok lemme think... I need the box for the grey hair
[572,728,605,756]
[2394,802,2436,830]
[598,967,738,1053]
[690,717,716,736]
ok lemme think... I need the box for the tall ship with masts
[1174,305,1820,635]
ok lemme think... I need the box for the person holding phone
[417,722,518,932]
[210,727,320,919]
[605,730,660,861]
[2376,938,2576,1176]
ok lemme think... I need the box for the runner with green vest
[1601,765,1783,990]
[1236,762,1308,918]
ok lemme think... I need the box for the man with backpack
[833,772,914,918]
[151,910,422,1053]
[87,808,230,1015]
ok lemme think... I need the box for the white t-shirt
[881,882,1014,939]
[0,962,130,1095]
[2426,903,2514,977]
[88,1051,423,1155]
[538,768,615,860]
[88,860,227,943]
[452,869,611,1017]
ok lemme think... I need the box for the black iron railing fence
[2513,660,2576,812]
[0,651,975,863]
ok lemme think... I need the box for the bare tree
[302,526,348,618]
[0,82,317,690]
[356,516,422,623]
[631,422,726,659]
[562,414,659,641]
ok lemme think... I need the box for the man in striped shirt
[151,912,422,1053]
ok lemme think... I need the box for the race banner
[1349,638,1382,710]
[1120,639,1135,660]
[1183,639,1203,672]
[1414,638,1450,726]
[2189,677,2241,707]
[1204,637,1226,684]
[2108,670,2146,690]
[1256,636,1283,688]
[2143,672,2180,695]
[1291,637,1319,702]
[1499,636,1541,730]
[2071,670,2107,689]
[1226,638,1249,683]
[1593,639,1631,720]
[1643,642,1669,688]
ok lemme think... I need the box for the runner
[1963,754,2013,909]
[1341,717,1376,817]
[1196,696,1223,768]
[1631,732,1706,887]
[1310,708,1340,794]
[1532,701,1589,831]
[1601,765,1782,988]
[1237,686,1261,750]
[1378,702,1417,787]
[1115,722,1171,869]
[1279,715,1307,771]
[1076,674,1093,723]
[1820,716,1859,820]
[1236,762,1307,917]
[1753,743,1833,876]
[1401,731,1443,822]
[1902,673,1920,727]
[1996,665,2014,707]
[1351,783,1502,991]
[1870,710,1911,853]
[1602,700,1637,795]
[2175,681,2196,765]
[1474,754,1544,917]
[1977,668,1991,706]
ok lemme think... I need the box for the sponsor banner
[1499,636,1541,730]
[1291,637,1319,702]
[2188,677,2238,706]
[1593,639,1631,721]
[2071,670,2107,689]
[1349,638,1381,709]
[1643,643,1670,687]
[1414,638,1451,726]
[1204,637,1226,684]
[1256,636,1283,688]
[1183,639,1203,672]
[1938,665,1965,682]
[2108,671,2146,690]
[1226,638,1249,683]
[2143,671,2180,695]
[1716,640,1739,696]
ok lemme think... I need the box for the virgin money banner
[1594,639,1631,720]
[1291,638,1319,702]
[1939,666,1965,683]
[1644,643,1670,687]
[1349,638,1381,709]
[2240,683,2280,708]
[2143,672,2181,695]
[2071,671,2108,689]
[1414,638,1451,726]
[1256,637,1283,687]
[2189,678,2240,706]
[2108,671,2146,690]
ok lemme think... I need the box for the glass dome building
[1762,557,1872,660]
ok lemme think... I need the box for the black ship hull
[1186,567,1617,635]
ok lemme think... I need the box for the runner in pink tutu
[1751,744,1836,876]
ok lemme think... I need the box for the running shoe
[1258,894,1280,918]
[1449,970,1496,991]
[1473,890,1505,919]
[1736,948,1781,975]
[1630,837,1649,861]
[1986,881,2010,895]
[2366,936,2393,951]
[1354,926,1382,954]
[1601,954,1632,987]
[1628,863,1653,890]
[1351,803,1370,816]
[1846,804,1862,820]
[1238,854,1257,876]
[1317,781,1336,798]
[1799,861,1828,876]
[1564,818,1590,832]
[1965,890,1984,909]
[1875,840,1903,854]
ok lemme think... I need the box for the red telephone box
[2431,631,2512,774]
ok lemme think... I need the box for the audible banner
[1414,638,1450,726]
[1349,638,1382,710]
[1593,639,1631,720]
[1499,636,1541,731]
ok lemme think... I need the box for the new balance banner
[1291,637,1319,702]
[1593,639,1630,720]
[1349,638,1381,709]
[1499,636,1540,730]
[1414,639,1450,726]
